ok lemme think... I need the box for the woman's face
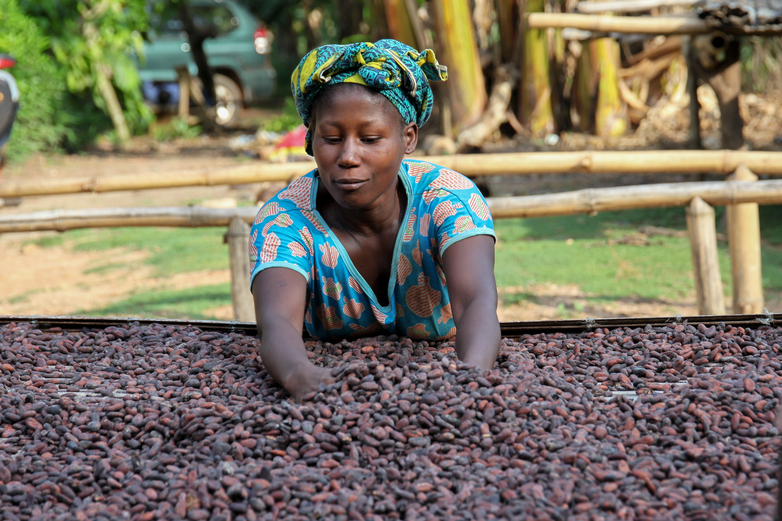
[311,84,417,212]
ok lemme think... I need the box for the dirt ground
[2,94,781,322]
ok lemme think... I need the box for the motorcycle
[0,53,20,177]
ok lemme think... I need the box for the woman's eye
[363,136,381,143]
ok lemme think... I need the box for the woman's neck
[323,179,407,238]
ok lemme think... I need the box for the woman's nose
[337,139,360,167]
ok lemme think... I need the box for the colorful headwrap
[291,39,448,155]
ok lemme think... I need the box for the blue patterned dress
[250,159,495,341]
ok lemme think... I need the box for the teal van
[138,0,276,126]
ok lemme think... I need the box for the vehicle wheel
[213,73,242,127]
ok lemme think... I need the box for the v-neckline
[311,165,413,312]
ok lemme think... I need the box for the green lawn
[31,205,782,320]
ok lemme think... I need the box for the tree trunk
[383,0,420,47]
[179,2,218,131]
[594,37,627,137]
[94,63,131,145]
[430,0,487,134]
[495,0,518,64]
[519,0,555,136]
[337,0,365,42]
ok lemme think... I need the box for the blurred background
[1,0,781,322]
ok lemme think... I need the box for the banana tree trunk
[594,37,627,137]
[519,0,554,136]
[383,0,420,47]
[430,0,487,133]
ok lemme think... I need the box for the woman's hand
[441,235,500,371]
[253,268,333,402]
[284,365,336,403]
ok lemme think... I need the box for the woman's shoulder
[402,159,478,195]
[254,169,331,236]
[265,169,318,212]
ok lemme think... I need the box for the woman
[251,40,500,401]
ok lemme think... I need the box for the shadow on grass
[80,284,232,320]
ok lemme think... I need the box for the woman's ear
[404,122,419,155]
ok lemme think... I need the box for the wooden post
[686,197,725,315]
[225,216,255,322]
[176,66,190,120]
[726,164,764,314]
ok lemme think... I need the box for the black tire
[213,73,242,127]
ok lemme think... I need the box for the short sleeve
[427,170,495,254]
[249,205,314,290]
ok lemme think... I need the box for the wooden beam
[576,0,703,15]
[686,197,725,315]
[4,151,782,199]
[487,179,782,218]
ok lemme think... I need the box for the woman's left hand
[441,235,501,371]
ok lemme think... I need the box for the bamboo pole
[487,179,782,219]
[726,165,764,314]
[527,13,711,34]
[225,216,255,322]
[4,151,782,199]
[686,197,725,315]
[576,0,703,14]
[526,12,782,36]
[0,206,259,233]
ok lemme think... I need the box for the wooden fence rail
[488,179,782,218]
[3,179,781,233]
[2,150,782,199]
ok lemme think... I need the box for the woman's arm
[441,235,501,370]
[252,268,334,401]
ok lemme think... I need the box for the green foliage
[493,209,730,302]
[0,0,67,161]
[150,117,202,141]
[19,0,154,139]
[259,97,302,133]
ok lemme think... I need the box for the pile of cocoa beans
[0,320,779,520]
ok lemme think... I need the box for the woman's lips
[334,179,368,191]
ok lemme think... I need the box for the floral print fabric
[250,160,495,341]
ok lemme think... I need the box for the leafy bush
[0,0,67,162]
[259,97,302,133]
[19,0,154,146]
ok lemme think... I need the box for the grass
[33,227,229,278]
[494,208,717,301]
[27,205,782,320]
[81,284,232,320]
